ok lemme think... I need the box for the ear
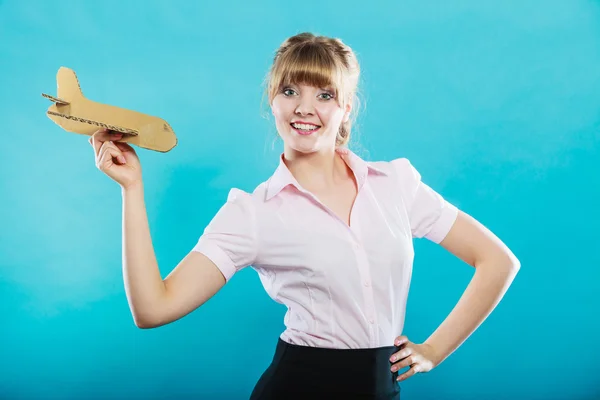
[343,101,352,123]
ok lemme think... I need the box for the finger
[97,140,113,161]
[89,127,113,145]
[390,347,412,363]
[97,141,126,167]
[89,128,106,154]
[391,355,414,372]
[97,141,114,166]
[394,335,409,347]
[104,141,127,164]
[397,364,420,382]
[90,129,123,154]
[108,130,124,141]
[94,133,124,157]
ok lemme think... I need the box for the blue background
[1,0,599,399]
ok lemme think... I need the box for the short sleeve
[391,158,459,243]
[192,188,258,282]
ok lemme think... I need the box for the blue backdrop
[1,1,599,399]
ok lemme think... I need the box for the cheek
[318,106,343,126]
[271,102,290,124]
[271,111,285,128]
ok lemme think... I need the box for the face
[271,83,351,155]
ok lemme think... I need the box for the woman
[89,32,520,399]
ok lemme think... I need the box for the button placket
[366,297,376,325]
[356,252,376,328]
[348,220,377,339]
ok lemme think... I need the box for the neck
[283,147,349,192]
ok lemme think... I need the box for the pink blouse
[193,148,459,349]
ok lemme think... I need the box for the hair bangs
[269,43,344,104]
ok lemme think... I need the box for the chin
[289,142,318,154]
[288,137,336,155]
[280,129,333,154]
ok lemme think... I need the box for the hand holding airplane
[89,128,143,190]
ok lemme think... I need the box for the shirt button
[369,317,375,324]
[353,242,361,249]
[363,280,370,287]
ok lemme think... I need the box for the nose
[294,96,315,116]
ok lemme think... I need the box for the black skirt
[250,337,402,400]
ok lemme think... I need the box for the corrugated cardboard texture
[42,67,178,153]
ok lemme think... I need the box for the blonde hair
[263,32,362,148]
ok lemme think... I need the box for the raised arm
[122,184,226,329]
[90,128,227,329]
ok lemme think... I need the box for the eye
[282,88,296,96]
[319,92,334,100]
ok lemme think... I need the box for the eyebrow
[282,84,336,94]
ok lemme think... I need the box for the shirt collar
[265,147,388,201]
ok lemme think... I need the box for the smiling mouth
[290,123,321,134]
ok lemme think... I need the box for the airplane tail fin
[56,67,84,102]
[41,67,84,105]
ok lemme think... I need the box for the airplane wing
[41,93,70,105]
[45,110,139,136]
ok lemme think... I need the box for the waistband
[272,337,401,396]
[277,337,399,356]
[275,337,400,373]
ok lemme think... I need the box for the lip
[291,121,321,127]
[291,124,320,136]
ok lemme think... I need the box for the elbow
[507,252,521,272]
[500,254,521,275]
[130,293,170,329]
[512,259,521,272]
[132,313,161,329]
[476,252,521,275]
[135,320,157,329]
[498,248,521,273]
[502,256,521,281]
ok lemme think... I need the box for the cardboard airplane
[42,67,178,153]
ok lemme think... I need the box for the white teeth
[292,123,319,130]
